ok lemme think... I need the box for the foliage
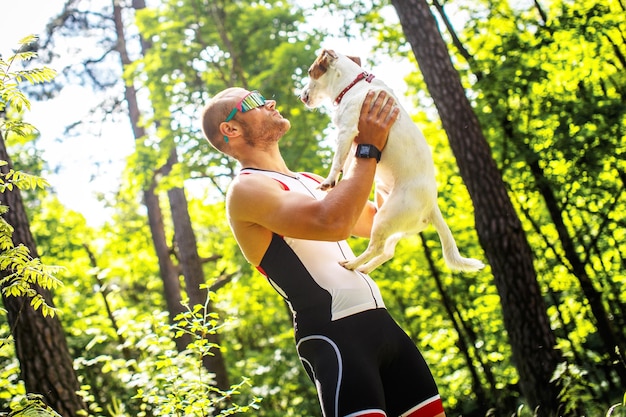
[0,36,61,321]
[0,158,52,315]
[442,0,626,413]
[0,162,48,193]
[0,35,68,415]
[0,235,63,319]
[0,35,56,125]
[2,394,63,417]
[0,34,259,416]
[307,0,626,414]
[131,0,330,187]
[68,298,260,417]
[130,296,261,417]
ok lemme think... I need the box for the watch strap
[355,144,382,162]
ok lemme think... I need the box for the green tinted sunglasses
[223,90,266,142]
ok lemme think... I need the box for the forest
[0,0,625,416]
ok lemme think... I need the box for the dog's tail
[431,206,485,272]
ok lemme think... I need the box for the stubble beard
[241,118,291,150]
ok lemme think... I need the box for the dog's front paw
[319,179,336,191]
[339,259,357,270]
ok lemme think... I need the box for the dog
[299,49,484,274]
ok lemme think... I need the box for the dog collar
[334,71,376,105]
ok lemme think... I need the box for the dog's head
[300,49,363,108]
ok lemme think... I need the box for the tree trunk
[143,185,192,351]
[116,0,230,391]
[390,0,563,415]
[112,0,191,351]
[0,135,87,417]
[166,149,230,391]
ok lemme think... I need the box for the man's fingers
[378,94,396,117]
[385,100,400,120]
[370,90,388,114]
[368,91,398,125]
[361,90,376,115]
[358,89,399,129]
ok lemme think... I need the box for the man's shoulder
[230,171,280,191]
[227,172,283,208]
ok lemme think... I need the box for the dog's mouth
[299,90,310,105]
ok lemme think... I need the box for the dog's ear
[310,49,338,79]
[322,49,338,60]
[347,56,362,67]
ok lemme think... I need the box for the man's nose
[265,100,276,109]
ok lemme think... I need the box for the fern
[0,240,63,318]
[0,36,61,319]
[0,120,36,138]
[0,35,56,136]
[0,167,50,193]
[4,393,63,417]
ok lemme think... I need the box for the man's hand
[355,90,399,151]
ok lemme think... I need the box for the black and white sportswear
[240,168,444,417]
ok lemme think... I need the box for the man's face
[233,91,291,148]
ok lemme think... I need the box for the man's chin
[277,120,291,136]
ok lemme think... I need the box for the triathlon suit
[241,168,444,417]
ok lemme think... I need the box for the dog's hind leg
[340,234,387,272]
[340,203,408,272]
[342,189,425,272]
[355,233,404,274]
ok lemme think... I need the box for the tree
[459,0,626,382]
[0,37,87,416]
[389,0,563,414]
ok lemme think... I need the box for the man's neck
[238,146,292,175]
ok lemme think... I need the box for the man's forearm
[321,157,377,237]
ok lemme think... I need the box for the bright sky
[0,0,63,48]
[1,0,135,226]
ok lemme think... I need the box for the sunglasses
[223,90,267,142]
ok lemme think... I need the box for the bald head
[201,87,247,153]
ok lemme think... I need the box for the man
[201,87,445,417]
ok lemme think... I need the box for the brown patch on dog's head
[308,49,339,80]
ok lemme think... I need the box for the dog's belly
[375,169,437,219]
[380,118,435,180]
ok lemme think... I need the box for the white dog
[300,49,484,274]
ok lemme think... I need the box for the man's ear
[220,121,240,142]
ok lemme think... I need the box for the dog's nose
[300,90,309,104]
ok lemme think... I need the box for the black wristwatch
[355,144,382,163]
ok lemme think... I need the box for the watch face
[356,144,380,161]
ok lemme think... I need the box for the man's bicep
[232,176,340,240]
[255,188,337,239]
[228,177,326,238]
